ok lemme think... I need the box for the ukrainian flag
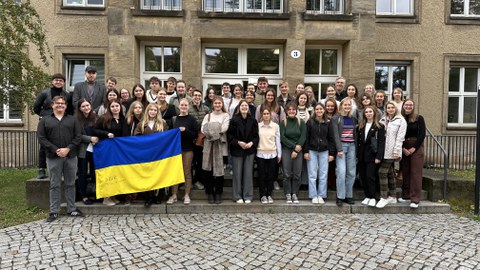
[93,129,185,198]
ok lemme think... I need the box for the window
[306,0,344,15]
[63,0,104,7]
[202,0,283,13]
[451,0,480,16]
[448,65,478,127]
[141,0,182,11]
[140,43,182,87]
[66,57,105,92]
[376,0,413,15]
[0,92,21,123]
[375,62,411,100]
[304,46,342,100]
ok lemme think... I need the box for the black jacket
[304,118,335,156]
[227,114,259,157]
[357,123,385,162]
[37,114,81,158]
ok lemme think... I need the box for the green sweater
[280,117,306,149]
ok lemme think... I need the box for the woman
[202,96,230,204]
[97,89,124,116]
[125,101,144,136]
[304,86,317,110]
[295,83,305,97]
[93,99,129,206]
[75,99,99,205]
[357,105,385,207]
[156,87,178,128]
[134,103,168,207]
[400,99,426,208]
[126,83,148,110]
[331,97,358,207]
[245,89,257,116]
[166,99,198,205]
[392,87,405,115]
[364,84,375,97]
[321,85,339,107]
[204,87,216,112]
[355,93,378,123]
[324,97,339,189]
[304,103,333,204]
[325,98,338,121]
[228,83,244,117]
[376,101,407,208]
[295,93,311,122]
[255,89,285,124]
[346,84,359,114]
[120,88,131,105]
[256,109,281,204]
[228,100,259,204]
[280,103,307,204]
[190,89,210,191]
[375,90,386,114]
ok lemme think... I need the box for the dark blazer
[72,81,106,111]
[227,114,259,157]
[357,123,385,162]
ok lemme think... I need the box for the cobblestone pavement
[0,214,479,269]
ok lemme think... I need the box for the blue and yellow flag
[93,129,185,198]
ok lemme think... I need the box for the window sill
[447,15,480,25]
[446,124,477,131]
[0,122,24,128]
[132,9,184,17]
[303,13,353,21]
[376,15,418,24]
[59,5,106,16]
[197,11,290,20]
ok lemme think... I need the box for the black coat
[357,123,385,162]
[304,118,335,156]
[227,114,259,157]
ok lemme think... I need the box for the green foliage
[0,0,51,116]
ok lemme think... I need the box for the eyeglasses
[53,79,64,82]
[193,94,202,97]
[54,102,65,105]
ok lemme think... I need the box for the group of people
[35,66,426,222]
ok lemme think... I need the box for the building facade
[1,0,478,135]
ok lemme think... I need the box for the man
[146,76,161,103]
[334,76,347,101]
[277,81,294,109]
[169,80,192,108]
[221,82,232,110]
[33,73,70,179]
[189,89,210,190]
[254,77,269,106]
[72,66,106,111]
[37,96,83,222]
[166,76,177,104]
[106,77,117,91]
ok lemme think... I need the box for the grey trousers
[282,146,303,195]
[231,154,254,201]
[47,156,77,213]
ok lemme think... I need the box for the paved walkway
[0,214,479,269]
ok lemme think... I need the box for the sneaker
[292,194,299,204]
[273,181,280,190]
[68,209,84,217]
[387,196,397,204]
[267,196,274,204]
[184,195,191,205]
[82,198,94,205]
[37,169,47,179]
[261,196,268,204]
[236,199,244,204]
[410,202,419,209]
[166,195,177,204]
[312,197,319,204]
[376,198,389,208]
[398,198,410,203]
[317,197,325,204]
[111,197,120,204]
[336,198,343,207]
[368,198,377,207]
[103,197,116,206]
[194,182,205,190]
[361,198,370,205]
[343,198,355,205]
[286,194,293,204]
[244,200,251,204]
[46,213,58,222]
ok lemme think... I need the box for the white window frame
[306,0,344,15]
[451,0,480,17]
[202,0,283,13]
[375,61,411,100]
[141,0,182,11]
[376,0,413,16]
[63,0,105,7]
[65,57,105,92]
[0,89,22,123]
[304,45,342,100]
[448,66,478,127]
[140,42,182,86]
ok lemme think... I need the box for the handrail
[426,127,449,199]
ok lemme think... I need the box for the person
[294,83,305,97]
[166,76,177,103]
[255,89,286,124]
[376,101,407,208]
[186,84,195,97]
[400,99,426,209]
[256,109,281,204]
[221,82,232,110]
[146,76,161,104]
[357,105,385,207]
[304,86,317,108]
[126,83,148,110]
[106,77,117,91]
[204,87,216,112]
[246,83,256,94]
[374,90,386,114]
[119,88,131,105]
[228,100,259,204]
[169,80,192,109]
[75,99,99,205]
[277,81,294,109]
[324,97,339,189]
[364,84,375,96]
[202,96,230,204]
[280,103,307,204]
[37,96,83,222]
[334,76,347,101]
[355,93,379,123]
[304,103,333,204]
[166,99,197,205]
[331,97,358,207]
[320,85,340,106]
[254,77,269,106]
[134,103,168,207]
[94,99,129,206]
[125,101,144,136]
[189,89,210,190]
[295,93,311,122]
[346,83,359,114]
[245,89,257,117]
[96,89,125,116]
[324,98,339,121]
[391,87,405,115]
[72,66,106,111]
[157,87,178,128]
[228,83,243,117]
[33,73,70,179]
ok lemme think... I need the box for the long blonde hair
[338,97,353,117]
[139,103,165,133]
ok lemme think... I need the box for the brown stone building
[1,0,478,136]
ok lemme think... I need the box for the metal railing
[424,133,476,170]
[0,131,39,168]
[424,128,449,199]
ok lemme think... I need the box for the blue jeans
[335,142,356,199]
[307,150,329,198]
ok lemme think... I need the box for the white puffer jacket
[380,115,406,160]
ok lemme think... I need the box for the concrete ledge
[26,179,54,209]
[422,169,474,201]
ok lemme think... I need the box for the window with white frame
[376,0,413,15]
[63,0,104,7]
[66,57,105,92]
[304,46,342,100]
[141,43,182,88]
[451,0,480,16]
[375,62,411,100]
[448,65,478,126]
[141,0,182,11]
[0,90,21,123]
[202,0,283,13]
[306,0,344,15]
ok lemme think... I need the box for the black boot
[208,194,215,204]
[215,193,222,204]
[37,168,47,179]
[144,198,153,208]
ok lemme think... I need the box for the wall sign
[290,50,301,59]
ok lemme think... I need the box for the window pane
[392,66,407,90]
[464,97,477,123]
[375,65,388,91]
[451,0,464,14]
[164,47,181,72]
[90,59,105,84]
[321,49,337,75]
[204,0,223,9]
[0,105,4,119]
[465,68,478,92]
[376,0,391,13]
[247,48,279,74]
[69,60,86,87]
[145,46,163,72]
[266,0,281,10]
[325,0,341,12]
[225,0,240,9]
[87,0,103,4]
[396,0,411,14]
[205,48,238,73]
[306,0,321,11]
[449,67,460,92]
[66,0,84,4]
[469,0,480,15]
[8,97,21,120]
[305,49,320,74]
[448,97,459,123]
[164,0,181,9]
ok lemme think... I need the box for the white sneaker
[261,196,268,204]
[244,200,251,204]
[312,197,319,204]
[361,198,370,205]
[273,181,280,190]
[166,195,177,204]
[387,196,397,204]
[184,195,191,205]
[103,197,116,206]
[410,202,419,208]
[267,196,274,204]
[368,198,376,207]
[194,182,205,190]
[286,194,292,204]
[376,198,389,208]
[236,199,244,204]
[317,197,325,204]
[398,198,410,203]
[292,194,299,204]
